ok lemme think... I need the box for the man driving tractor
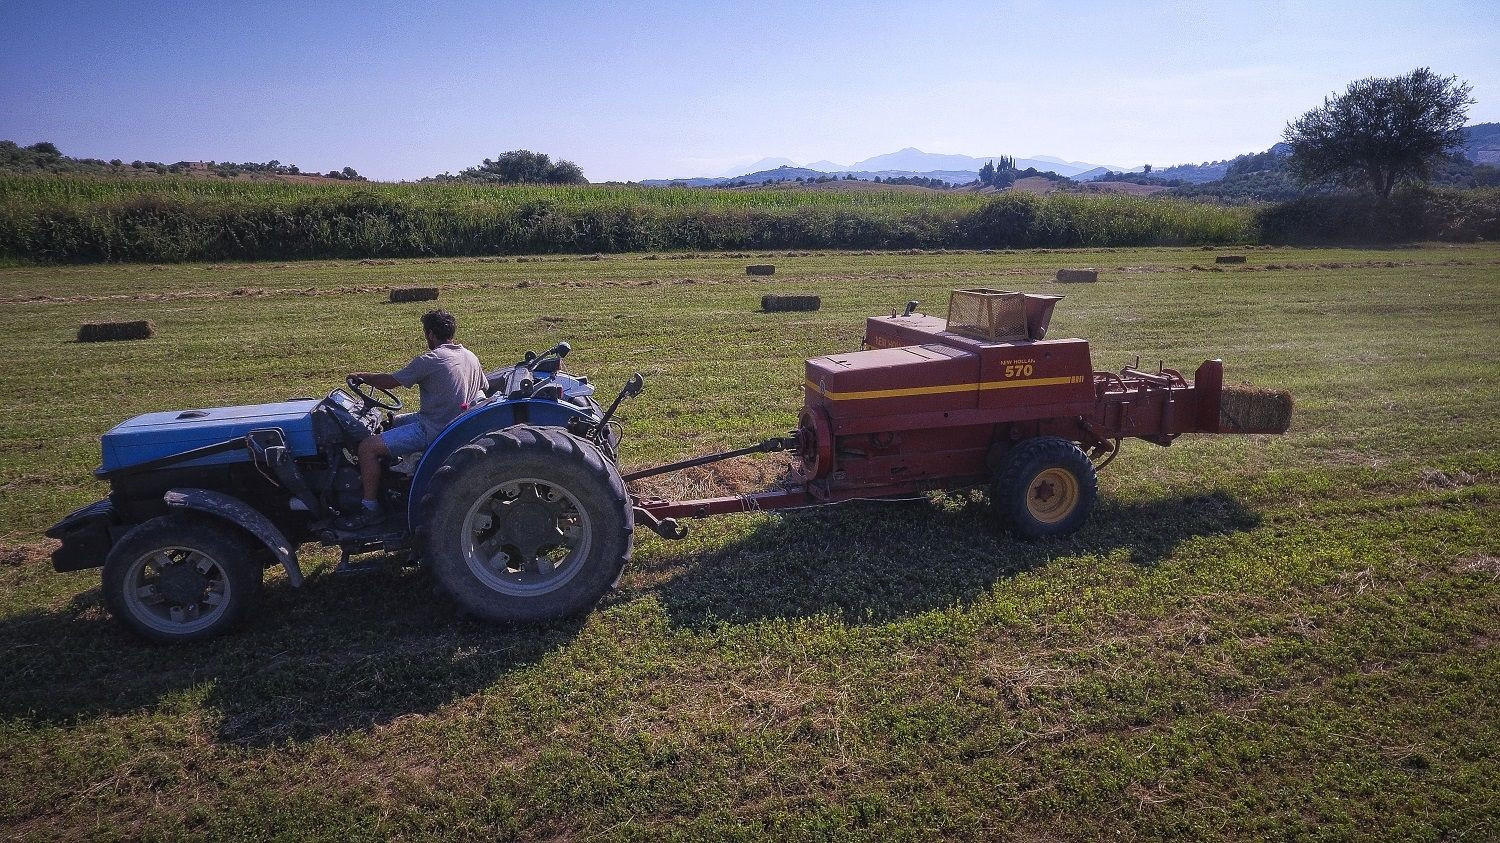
[342,309,487,529]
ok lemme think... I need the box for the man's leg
[356,433,392,506]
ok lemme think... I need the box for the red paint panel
[805,344,980,420]
[977,338,1095,409]
[864,314,948,349]
[830,424,993,486]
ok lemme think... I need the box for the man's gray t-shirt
[391,343,488,438]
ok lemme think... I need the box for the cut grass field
[1,245,1496,840]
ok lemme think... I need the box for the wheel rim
[122,546,233,635]
[1026,467,1080,524]
[460,477,592,597]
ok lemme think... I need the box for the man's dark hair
[422,309,457,342]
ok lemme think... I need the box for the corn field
[0,175,1257,262]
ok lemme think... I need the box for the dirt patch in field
[1008,176,1063,195]
[1454,554,1498,578]
[0,538,55,567]
[1418,469,1478,490]
[628,454,798,501]
[1080,181,1172,196]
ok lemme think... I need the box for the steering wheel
[347,376,403,411]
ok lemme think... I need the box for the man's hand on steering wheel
[347,374,403,411]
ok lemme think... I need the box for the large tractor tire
[102,515,263,643]
[422,425,633,623]
[992,437,1098,539]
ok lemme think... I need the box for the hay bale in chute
[77,320,155,342]
[761,295,821,312]
[1219,385,1293,433]
[389,287,439,303]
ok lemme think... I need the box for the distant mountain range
[650,148,1136,187]
[648,126,1499,189]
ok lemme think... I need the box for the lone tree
[447,150,588,185]
[1283,68,1473,198]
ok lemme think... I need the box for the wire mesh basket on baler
[947,289,1029,342]
[947,289,1061,342]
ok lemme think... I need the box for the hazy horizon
[2,0,1497,182]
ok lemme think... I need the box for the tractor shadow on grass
[641,490,1260,630]
[0,560,584,747]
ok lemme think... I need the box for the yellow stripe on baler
[805,375,1085,401]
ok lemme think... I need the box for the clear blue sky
[2,0,1496,181]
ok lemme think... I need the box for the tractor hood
[100,399,320,474]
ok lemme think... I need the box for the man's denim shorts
[381,414,431,457]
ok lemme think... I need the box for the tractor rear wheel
[102,515,263,643]
[422,425,632,623]
[992,437,1098,539]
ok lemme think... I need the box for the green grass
[1,245,1496,839]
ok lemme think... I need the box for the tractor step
[333,552,387,576]
[333,544,412,576]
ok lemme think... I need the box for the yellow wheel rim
[1026,468,1080,524]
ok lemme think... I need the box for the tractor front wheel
[992,437,1098,539]
[102,515,263,643]
[422,426,632,623]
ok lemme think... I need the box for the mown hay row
[762,295,821,312]
[1219,385,1293,433]
[77,320,155,342]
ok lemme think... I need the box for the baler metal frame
[624,290,1281,541]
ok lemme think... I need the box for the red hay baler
[631,288,1291,540]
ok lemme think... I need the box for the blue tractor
[46,343,649,642]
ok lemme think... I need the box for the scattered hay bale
[1219,385,1293,433]
[1215,255,1247,264]
[389,287,439,303]
[761,294,821,312]
[78,320,155,342]
[746,264,776,276]
[1055,268,1098,283]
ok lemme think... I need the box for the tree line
[0,143,584,186]
[0,141,365,181]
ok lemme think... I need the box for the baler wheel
[422,425,633,623]
[992,437,1098,539]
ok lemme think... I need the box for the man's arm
[348,372,402,390]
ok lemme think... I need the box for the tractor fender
[163,488,303,587]
[407,398,597,531]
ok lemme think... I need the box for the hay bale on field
[78,320,155,342]
[746,264,776,276]
[389,287,439,303]
[761,294,821,312]
[1219,385,1293,433]
[1056,268,1098,283]
[1215,255,1247,264]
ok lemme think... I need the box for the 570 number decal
[1003,363,1035,378]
